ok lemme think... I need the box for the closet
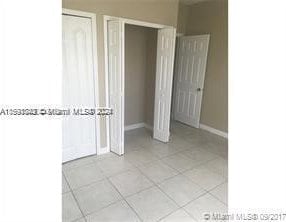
[124,24,157,132]
[106,17,176,155]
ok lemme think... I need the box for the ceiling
[180,0,219,6]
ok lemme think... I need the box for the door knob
[197,88,202,92]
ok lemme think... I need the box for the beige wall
[178,0,228,132]
[144,28,157,127]
[63,0,179,148]
[176,2,191,34]
[125,25,147,126]
[63,0,227,147]
[124,24,157,127]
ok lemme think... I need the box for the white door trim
[103,16,111,154]
[104,15,171,29]
[62,8,101,155]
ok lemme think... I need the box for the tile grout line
[132,155,228,221]
[133,164,209,222]
[104,146,227,201]
[207,191,228,206]
[206,181,228,206]
[131,138,223,167]
[62,172,87,222]
[134,150,224,186]
[80,196,125,219]
[133,164,197,222]
[72,176,145,220]
[106,177,144,222]
[63,151,227,216]
[73,179,135,220]
[72,154,182,222]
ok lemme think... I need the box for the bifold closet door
[62,15,97,162]
[107,20,124,155]
[153,28,176,142]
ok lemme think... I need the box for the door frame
[104,15,176,154]
[62,8,101,155]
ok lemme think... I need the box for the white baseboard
[199,124,228,138]
[124,122,153,131]
[124,123,145,131]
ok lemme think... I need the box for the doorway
[104,16,176,155]
[124,24,157,152]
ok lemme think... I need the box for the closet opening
[105,16,176,155]
[124,24,158,152]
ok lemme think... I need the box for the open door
[173,35,210,128]
[107,20,124,155]
[153,28,176,142]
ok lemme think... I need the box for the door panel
[62,15,97,162]
[153,28,176,142]
[174,35,210,128]
[107,20,124,155]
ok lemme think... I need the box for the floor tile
[139,160,179,183]
[160,209,197,222]
[125,149,158,166]
[210,182,228,204]
[183,165,226,191]
[161,153,200,172]
[64,163,105,190]
[146,143,182,158]
[73,180,122,215]
[62,192,82,222]
[74,218,86,222]
[126,186,178,222]
[138,137,166,148]
[124,142,143,153]
[109,169,154,197]
[127,131,161,148]
[158,174,206,206]
[182,135,208,148]
[86,200,140,222]
[184,193,227,221]
[168,137,193,150]
[182,149,219,164]
[202,142,228,159]
[93,152,118,163]
[62,174,70,193]
[63,155,95,171]
[136,136,159,147]
[96,156,133,177]
[62,121,228,221]
[204,157,228,178]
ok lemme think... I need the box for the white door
[62,15,97,162]
[153,28,176,142]
[107,20,124,155]
[173,35,210,128]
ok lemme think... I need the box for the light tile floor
[63,121,228,222]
